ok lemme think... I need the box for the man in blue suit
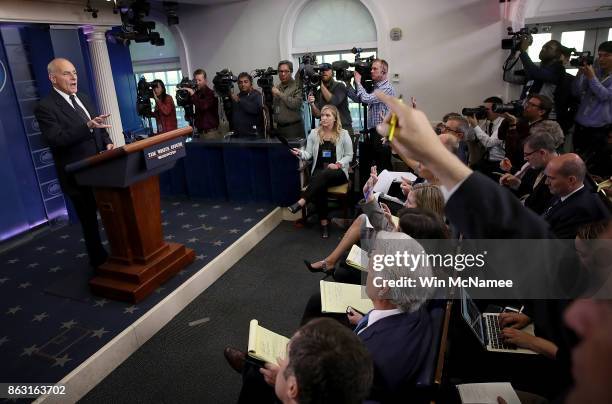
[347,234,433,402]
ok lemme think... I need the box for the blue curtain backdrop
[0,23,140,242]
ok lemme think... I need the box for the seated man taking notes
[225,317,373,404]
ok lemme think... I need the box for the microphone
[276,135,293,150]
[331,60,350,70]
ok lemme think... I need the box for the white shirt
[473,116,505,162]
[357,308,403,335]
[54,87,91,120]
[560,184,585,202]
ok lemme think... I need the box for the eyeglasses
[442,125,461,135]
[525,101,542,109]
[278,70,291,74]
[523,149,540,157]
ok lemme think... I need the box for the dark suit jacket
[34,90,112,196]
[444,173,587,398]
[543,187,611,239]
[359,308,432,403]
[515,167,554,215]
[446,172,552,239]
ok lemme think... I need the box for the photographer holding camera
[518,38,574,131]
[151,79,177,135]
[347,59,396,186]
[464,97,509,179]
[184,68,220,138]
[272,60,304,139]
[500,94,564,170]
[572,41,612,177]
[230,72,263,138]
[307,63,353,135]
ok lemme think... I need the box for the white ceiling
[151,0,242,4]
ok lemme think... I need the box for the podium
[66,128,195,303]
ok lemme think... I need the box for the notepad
[456,382,521,404]
[346,245,369,272]
[320,280,374,314]
[247,319,290,364]
[373,170,417,194]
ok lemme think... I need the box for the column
[82,25,125,147]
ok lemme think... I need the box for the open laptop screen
[461,288,485,346]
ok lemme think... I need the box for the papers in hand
[247,319,290,364]
[456,382,521,404]
[320,280,374,314]
[346,245,369,272]
[373,170,417,194]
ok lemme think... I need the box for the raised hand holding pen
[374,91,472,192]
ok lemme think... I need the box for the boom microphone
[331,60,350,70]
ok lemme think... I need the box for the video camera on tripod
[253,67,278,132]
[298,53,321,101]
[332,47,375,92]
[136,77,154,117]
[254,67,278,88]
[213,69,238,129]
[254,67,277,106]
[176,77,197,107]
[176,77,198,131]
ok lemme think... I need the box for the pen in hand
[388,96,403,142]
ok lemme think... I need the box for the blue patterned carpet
[0,199,274,391]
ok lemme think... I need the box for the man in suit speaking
[35,58,114,268]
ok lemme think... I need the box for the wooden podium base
[89,242,195,303]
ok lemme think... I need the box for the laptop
[460,288,537,355]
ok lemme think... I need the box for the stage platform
[0,198,281,403]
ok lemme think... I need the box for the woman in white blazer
[288,104,353,238]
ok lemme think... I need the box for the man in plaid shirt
[348,59,396,186]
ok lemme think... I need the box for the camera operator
[307,63,353,135]
[184,68,220,139]
[271,60,304,139]
[151,79,177,135]
[464,97,509,179]
[518,38,573,132]
[347,59,396,186]
[230,72,263,138]
[501,94,564,171]
[572,41,612,177]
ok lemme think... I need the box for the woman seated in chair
[288,104,353,238]
[304,172,446,276]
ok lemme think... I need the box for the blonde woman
[288,105,353,238]
[404,183,445,218]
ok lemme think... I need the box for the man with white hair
[35,58,113,269]
[346,232,434,402]
[227,234,434,403]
